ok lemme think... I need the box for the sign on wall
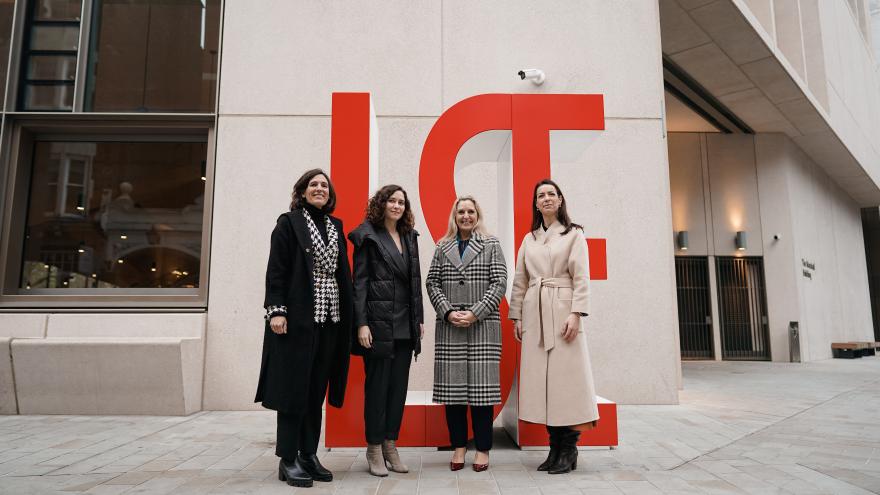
[326,92,615,447]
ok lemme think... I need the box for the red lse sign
[326,93,610,447]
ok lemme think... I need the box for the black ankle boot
[278,457,313,487]
[537,426,562,471]
[297,452,333,482]
[548,428,580,474]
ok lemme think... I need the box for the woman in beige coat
[508,178,598,475]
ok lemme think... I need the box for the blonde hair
[439,196,490,242]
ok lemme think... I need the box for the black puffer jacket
[349,221,423,359]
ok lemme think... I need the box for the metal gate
[716,257,771,360]
[675,257,714,359]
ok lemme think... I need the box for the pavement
[1,358,879,494]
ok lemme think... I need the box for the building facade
[0,0,877,415]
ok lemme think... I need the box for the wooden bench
[851,342,877,357]
[831,342,875,358]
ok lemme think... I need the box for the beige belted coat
[508,221,599,426]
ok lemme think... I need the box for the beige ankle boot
[382,439,409,473]
[366,443,388,477]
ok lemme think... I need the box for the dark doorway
[675,257,714,359]
[716,257,771,360]
[861,207,880,342]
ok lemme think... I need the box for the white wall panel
[706,134,763,256]
[442,0,664,119]
[219,0,442,116]
[668,133,709,255]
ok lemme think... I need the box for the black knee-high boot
[538,426,562,471]
[548,428,580,474]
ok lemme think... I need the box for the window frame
[0,115,216,309]
[15,0,85,112]
[15,0,81,113]
[8,0,220,114]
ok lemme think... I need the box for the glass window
[27,54,78,80]
[22,83,74,110]
[33,0,83,21]
[18,0,82,111]
[0,0,14,109]
[30,24,79,50]
[84,0,220,112]
[20,140,207,291]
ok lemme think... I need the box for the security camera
[773,234,782,241]
[518,69,545,85]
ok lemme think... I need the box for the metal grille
[675,257,714,359]
[716,257,771,360]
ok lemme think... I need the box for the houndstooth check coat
[426,234,507,406]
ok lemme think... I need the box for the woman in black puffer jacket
[348,184,423,477]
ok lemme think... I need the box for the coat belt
[528,277,573,351]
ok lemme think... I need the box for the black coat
[254,210,353,413]
[349,221,423,359]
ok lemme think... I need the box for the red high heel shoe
[472,462,489,472]
[472,452,489,472]
[450,448,466,471]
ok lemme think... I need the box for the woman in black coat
[348,184,423,477]
[255,168,353,488]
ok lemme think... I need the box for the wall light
[735,231,747,251]
[676,230,689,251]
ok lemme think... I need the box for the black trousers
[275,322,337,460]
[363,339,413,445]
[445,405,494,452]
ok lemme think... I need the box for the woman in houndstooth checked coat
[256,169,353,488]
[426,196,507,472]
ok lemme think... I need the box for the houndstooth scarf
[302,209,340,323]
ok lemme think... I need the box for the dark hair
[530,178,582,237]
[290,168,336,213]
[365,184,415,235]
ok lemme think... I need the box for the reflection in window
[21,140,207,290]
[0,0,14,108]
[18,0,83,111]
[85,0,220,112]
[34,0,83,21]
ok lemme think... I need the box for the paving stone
[599,470,647,481]
[163,475,227,495]
[497,487,541,495]
[85,485,137,495]
[104,471,157,485]
[2,361,880,494]
[612,480,665,494]
[459,479,501,494]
